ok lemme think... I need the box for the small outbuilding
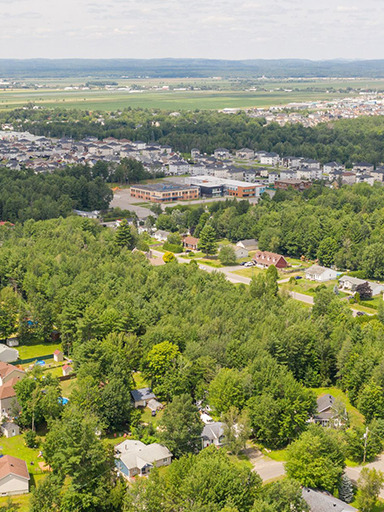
[62,364,73,376]
[1,422,20,438]
[53,350,63,363]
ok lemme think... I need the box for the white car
[244,261,255,267]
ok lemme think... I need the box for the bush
[24,429,37,448]
[163,242,183,253]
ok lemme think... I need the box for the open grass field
[17,341,62,360]
[0,86,350,112]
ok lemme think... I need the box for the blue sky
[0,0,382,59]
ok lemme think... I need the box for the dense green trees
[159,394,203,457]
[285,425,346,492]
[0,166,112,223]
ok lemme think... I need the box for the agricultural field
[1,77,384,111]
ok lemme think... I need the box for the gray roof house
[115,440,172,478]
[339,276,384,297]
[236,239,258,251]
[311,394,346,427]
[302,487,357,512]
[201,422,225,448]
[0,345,19,363]
[131,388,157,408]
[1,422,19,438]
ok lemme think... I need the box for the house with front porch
[115,440,172,479]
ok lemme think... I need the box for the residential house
[323,162,345,174]
[268,171,280,184]
[131,388,157,408]
[371,167,384,182]
[0,455,30,496]
[191,148,201,159]
[146,399,163,413]
[339,276,384,296]
[214,148,231,159]
[115,440,172,478]
[260,152,279,166]
[305,265,338,282]
[153,230,171,242]
[282,156,303,168]
[1,422,19,438]
[235,148,255,160]
[0,346,18,363]
[302,487,357,512]
[279,169,297,180]
[233,246,248,259]
[352,162,374,173]
[253,251,289,269]
[53,350,63,362]
[201,422,225,448]
[341,172,356,185]
[183,236,199,251]
[236,239,258,251]
[311,394,345,427]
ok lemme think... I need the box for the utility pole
[363,426,369,464]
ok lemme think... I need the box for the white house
[233,246,248,259]
[260,152,279,166]
[53,350,63,362]
[0,455,29,496]
[153,230,170,242]
[115,440,172,479]
[1,422,20,438]
[201,422,225,448]
[305,265,338,282]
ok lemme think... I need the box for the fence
[11,354,54,366]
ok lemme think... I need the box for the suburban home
[0,455,29,496]
[339,276,384,296]
[153,230,171,242]
[235,148,255,160]
[260,152,279,166]
[233,246,248,259]
[305,265,338,282]
[53,350,63,362]
[115,440,172,478]
[201,422,225,448]
[131,388,157,408]
[183,236,199,251]
[214,148,231,159]
[0,345,19,363]
[302,487,357,512]
[236,239,258,251]
[62,364,73,376]
[0,363,24,388]
[311,394,346,427]
[253,251,289,269]
[1,422,20,438]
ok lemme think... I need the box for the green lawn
[60,376,77,396]
[140,407,164,428]
[349,303,377,315]
[18,342,62,360]
[310,387,364,428]
[233,267,266,278]
[133,372,149,389]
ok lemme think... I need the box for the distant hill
[1,58,384,79]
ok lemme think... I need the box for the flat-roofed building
[187,176,265,198]
[130,183,199,203]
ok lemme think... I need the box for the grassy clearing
[349,303,378,315]
[60,376,77,396]
[310,387,364,428]
[140,408,164,428]
[133,372,149,389]
[228,452,253,470]
[233,267,266,278]
[18,342,62,360]
[264,448,289,462]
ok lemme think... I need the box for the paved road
[345,454,384,498]
[289,291,314,305]
[252,456,286,482]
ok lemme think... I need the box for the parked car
[244,261,254,267]
[295,276,303,280]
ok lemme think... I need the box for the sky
[0,0,383,60]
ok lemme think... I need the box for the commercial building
[130,183,199,203]
[186,176,265,198]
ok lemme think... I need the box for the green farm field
[1,76,383,111]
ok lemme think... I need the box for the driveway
[346,454,384,498]
[244,447,286,482]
